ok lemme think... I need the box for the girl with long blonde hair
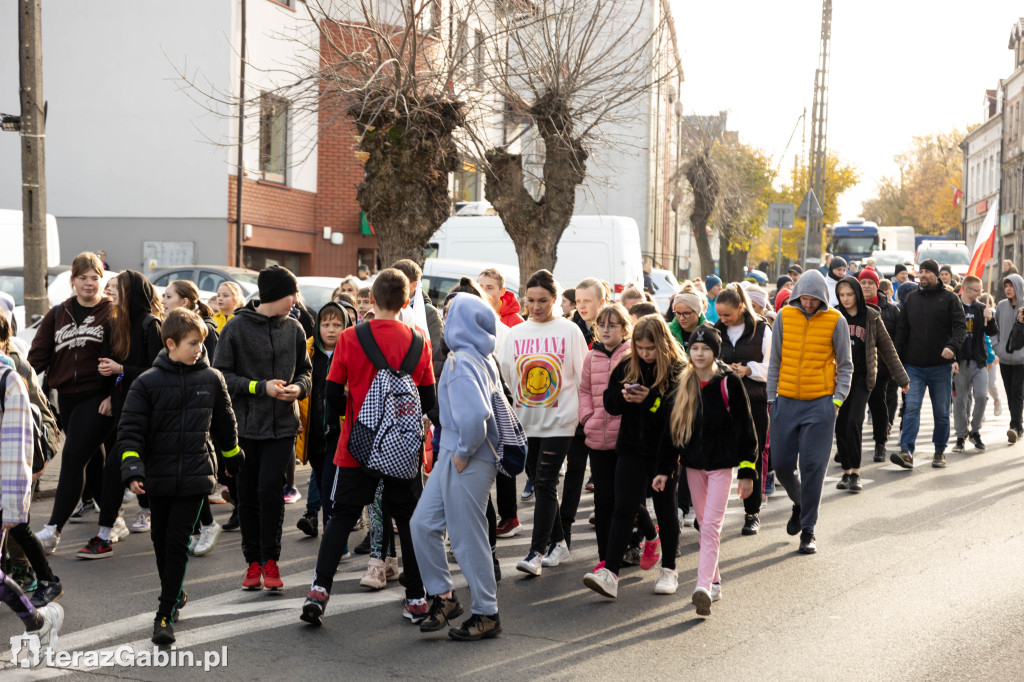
[213,282,245,332]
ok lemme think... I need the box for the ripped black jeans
[524,436,573,556]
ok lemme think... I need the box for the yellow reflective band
[222,446,240,458]
[121,451,140,462]
[833,399,842,407]
[249,381,258,395]
[738,461,756,470]
[649,397,661,413]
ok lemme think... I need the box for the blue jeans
[899,364,953,454]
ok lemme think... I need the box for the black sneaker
[1009,428,1019,444]
[419,594,464,633]
[300,587,329,626]
[296,512,318,538]
[622,545,642,566]
[30,579,63,608]
[836,473,850,490]
[76,536,112,559]
[798,530,816,554]
[354,533,372,555]
[932,451,946,468]
[786,505,801,536]
[449,613,502,641]
[741,513,759,536]
[952,437,965,453]
[873,443,886,463]
[223,508,240,532]
[890,450,913,469]
[969,431,986,451]
[848,473,863,492]
[152,615,175,645]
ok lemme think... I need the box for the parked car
[648,268,680,313]
[422,258,520,304]
[870,250,915,278]
[147,266,260,299]
[296,276,344,312]
[915,241,971,277]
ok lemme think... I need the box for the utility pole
[805,0,832,269]
[19,0,48,320]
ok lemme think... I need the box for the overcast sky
[671,1,1022,221]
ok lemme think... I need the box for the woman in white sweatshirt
[499,270,588,577]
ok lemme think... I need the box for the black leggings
[868,372,898,445]
[495,472,517,521]
[99,429,123,528]
[743,401,769,515]
[50,392,113,531]
[604,455,679,575]
[590,449,655,562]
[558,433,589,549]
[836,381,870,470]
[2,514,55,583]
[237,437,293,564]
[1000,363,1024,432]
[149,495,204,620]
[524,436,574,555]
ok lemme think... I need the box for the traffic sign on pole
[769,202,795,280]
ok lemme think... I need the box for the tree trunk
[684,153,719,279]
[718,233,749,282]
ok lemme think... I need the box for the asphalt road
[2,406,1023,681]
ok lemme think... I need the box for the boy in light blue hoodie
[411,294,502,641]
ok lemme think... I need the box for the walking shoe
[1009,427,1019,444]
[449,613,502,641]
[741,513,760,536]
[152,615,175,645]
[296,512,319,538]
[359,558,387,590]
[692,587,712,616]
[798,530,817,554]
[221,488,234,505]
[262,559,283,591]
[30,579,63,608]
[419,594,464,632]
[130,510,151,533]
[994,398,1003,416]
[354,532,372,555]
[76,536,112,559]
[283,485,302,504]
[592,560,605,572]
[193,522,222,556]
[69,499,99,522]
[622,544,642,566]
[35,525,59,554]
[223,508,240,531]
[385,556,400,582]
[653,567,678,595]
[110,516,129,543]
[122,488,137,505]
[403,597,430,624]
[786,505,802,536]
[541,541,570,567]
[187,535,199,555]
[710,581,722,602]
[25,603,63,668]
[585,476,595,492]
[873,443,887,462]
[683,508,696,527]
[583,567,618,598]
[242,561,263,590]
[890,450,913,469]
[300,586,329,626]
[836,473,850,490]
[10,565,37,593]
[520,480,535,501]
[172,592,188,622]
[640,536,662,570]
[932,450,947,468]
[516,551,543,576]
[969,431,986,451]
[495,517,521,538]
[588,511,596,525]
[848,473,863,492]
[952,437,966,453]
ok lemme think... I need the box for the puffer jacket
[578,340,631,450]
[498,290,525,328]
[118,350,238,497]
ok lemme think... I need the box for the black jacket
[603,358,682,465]
[118,350,238,497]
[658,371,758,479]
[893,284,967,367]
[106,272,164,419]
[957,299,997,366]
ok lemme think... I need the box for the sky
[670,0,1022,221]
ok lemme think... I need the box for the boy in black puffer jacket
[118,309,241,646]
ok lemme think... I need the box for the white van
[421,258,520,304]
[426,214,644,295]
[0,209,61,268]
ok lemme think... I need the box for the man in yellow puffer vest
[766,270,853,555]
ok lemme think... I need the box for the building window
[455,20,469,77]
[453,163,479,203]
[259,92,288,183]
[474,29,485,87]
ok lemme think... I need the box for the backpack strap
[399,331,425,375]
[0,368,11,413]
[720,375,729,411]
[355,322,391,372]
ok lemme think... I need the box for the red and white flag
[953,188,964,208]
[967,194,998,278]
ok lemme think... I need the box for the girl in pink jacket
[579,304,659,571]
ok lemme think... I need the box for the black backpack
[0,369,58,474]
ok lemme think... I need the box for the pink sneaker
[640,537,661,570]
[592,560,605,572]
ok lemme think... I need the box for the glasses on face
[674,310,694,319]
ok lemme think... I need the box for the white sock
[98,526,112,542]
[201,523,217,531]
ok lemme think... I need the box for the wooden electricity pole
[19,0,49,320]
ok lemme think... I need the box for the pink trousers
[685,467,734,591]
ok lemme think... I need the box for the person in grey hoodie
[411,293,502,641]
[992,273,1024,442]
[766,270,852,554]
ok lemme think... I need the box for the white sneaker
[995,399,1003,416]
[516,551,544,576]
[110,517,129,543]
[692,587,712,616]
[187,535,199,555]
[35,525,60,555]
[130,510,151,533]
[193,522,222,556]
[583,567,618,598]
[683,509,696,527]
[541,541,570,567]
[122,488,137,505]
[28,602,64,668]
[710,581,722,602]
[653,567,678,594]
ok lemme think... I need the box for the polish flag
[967,194,998,278]
[953,188,964,208]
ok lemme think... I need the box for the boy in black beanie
[213,265,312,591]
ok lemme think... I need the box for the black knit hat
[257,265,299,303]
[919,259,941,278]
[688,324,721,357]
[894,263,908,276]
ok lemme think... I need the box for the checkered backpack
[347,324,426,480]
[452,352,528,477]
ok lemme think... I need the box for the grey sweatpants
[769,395,836,535]
[411,450,497,616]
[953,361,988,437]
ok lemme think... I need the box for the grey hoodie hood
[444,294,496,357]
[995,274,1024,365]
[788,269,829,314]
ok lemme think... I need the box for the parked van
[0,209,61,268]
[421,258,520,304]
[427,214,644,295]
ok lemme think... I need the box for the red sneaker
[640,537,661,570]
[242,561,262,590]
[495,517,521,538]
[262,559,283,591]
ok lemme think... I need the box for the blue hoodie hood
[444,294,496,357]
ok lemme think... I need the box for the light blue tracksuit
[411,294,500,616]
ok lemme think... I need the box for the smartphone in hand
[624,383,642,392]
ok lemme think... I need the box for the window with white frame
[259,92,288,183]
